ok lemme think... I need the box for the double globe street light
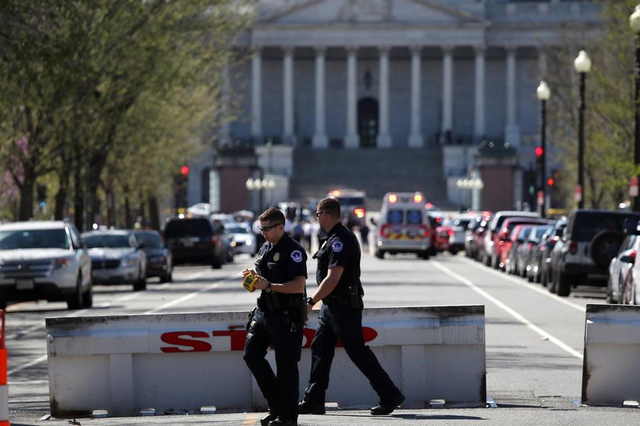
[574,50,591,209]
[536,81,550,218]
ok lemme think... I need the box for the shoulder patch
[331,241,343,253]
[291,250,303,263]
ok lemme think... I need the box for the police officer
[298,198,405,416]
[243,207,307,426]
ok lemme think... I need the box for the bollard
[0,310,8,425]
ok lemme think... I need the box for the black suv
[548,209,640,297]
[164,217,225,268]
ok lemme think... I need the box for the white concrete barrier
[582,304,640,405]
[46,305,486,417]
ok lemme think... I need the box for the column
[219,62,231,146]
[505,46,520,146]
[283,47,294,145]
[474,45,486,140]
[344,46,360,149]
[251,47,262,143]
[377,47,392,148]
[408,46,423,148]
[312,47,328,148]
[441,46,454,143]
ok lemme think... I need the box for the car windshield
[165,220,212,238]
[226,225,249,234]
[83,234,131,248]
[135,232,162,248]
[0,229,69,250]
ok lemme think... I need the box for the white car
[0,221,93,310]
[81,230,148,291]
[224,223,257,256]
[607,234,640,304]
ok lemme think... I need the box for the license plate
[16,279,34,290]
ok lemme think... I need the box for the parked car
[0,221,92,310]
[470,214,492,262]
[518,224,553,278]
[503,225,535,275]
[607,231,640,304]
[134,230,173,283]
[224,223,257,257]
[82,230,148,291]
[538,217,568,286]
[495,217,548,271]
[548,209,640,297]
[484,211,541,268]
[448,214,474,254]
[164,216,226,268]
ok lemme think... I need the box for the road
[5,250,638,425]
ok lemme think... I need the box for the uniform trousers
[303,302,400,404]
[244,308,303,421]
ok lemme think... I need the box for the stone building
[188,0,601,213]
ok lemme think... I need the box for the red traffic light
[547,177,555,187]
[180,165,190,176]
[534,146,544,157]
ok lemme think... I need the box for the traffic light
[181,165,190,177]
[547,176,555,188]
[174,165,189,212]
[534,146,544,158]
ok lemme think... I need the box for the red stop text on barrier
[160,327,378,353]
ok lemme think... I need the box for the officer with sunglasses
[243,207,307,426]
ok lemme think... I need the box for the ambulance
[374,192,431,259]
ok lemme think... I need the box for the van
[374,192,431,260]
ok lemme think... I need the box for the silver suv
[0,221,92,310]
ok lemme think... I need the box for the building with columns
[196,0,601,213]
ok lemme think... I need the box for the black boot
[371,392,405,416]
[260,413,278,426]
[268,418,298,426]
[298,399,326,415]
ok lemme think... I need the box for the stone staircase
[290,147,453,210]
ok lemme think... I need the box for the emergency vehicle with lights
[374,192,431,259]
[327,189,367,228]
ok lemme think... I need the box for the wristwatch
[306,296,315,306]
[265,282,273,293]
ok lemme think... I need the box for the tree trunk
[18,174,35,221]
[124,194,132,229]
[74,162,85,231]
[148,195,160,231]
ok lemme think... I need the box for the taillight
[569,241,578,255]
[527,242,534,250]
[211,236,218,245]
[420,225,430,237]
[631,250,637,261]
[448,229,455,236]
[380,224,391,237]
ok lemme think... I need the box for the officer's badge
[332,241,343,253]
[291,250,303,263]
[273,252,280,262]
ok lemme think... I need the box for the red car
[495,217,549,270]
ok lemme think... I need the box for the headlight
[230,241,237,247]
[121,256,139,268]
[246,240,253,246]
[54,256,74,269]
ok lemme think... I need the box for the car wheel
[557,272,571,297]
[160,270,172,283]
[0,300,7,310]
[133,269,147,291]
[67,274,84,310]
[82,284,93,308]
[375,249,384,259]
[211,256,223,269]
[622,271,636,305]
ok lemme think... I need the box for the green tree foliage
[544,0,640,210]
[0,0,253,226]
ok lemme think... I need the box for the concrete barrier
[582,304,640,405]
[46,305,486,417]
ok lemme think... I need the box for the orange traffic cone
[0,310,8,425]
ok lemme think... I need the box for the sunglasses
[260,223,283,232]
[315,211,326,218]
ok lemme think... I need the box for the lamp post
[574,50,591,209]
[536,81,551,218]
[630,5,640,211]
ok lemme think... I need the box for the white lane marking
[8,355,47,376]
[145,279,226,313]
[460,257,586,313]
[432,260,584,360]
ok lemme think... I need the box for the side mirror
[370,218,378,226]
[620,255,635,263]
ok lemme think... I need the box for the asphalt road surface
[5,249,638,426]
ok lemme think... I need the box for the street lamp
[456,178,484,211]
[574,50,591,209]
[630,5,640,211]
[536,81,551,218]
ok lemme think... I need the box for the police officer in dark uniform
[298,197,405,416]
[243,207,307,426]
